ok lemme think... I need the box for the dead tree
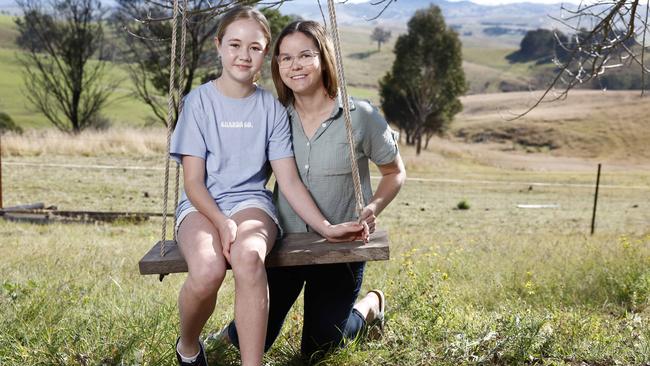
[15,0,119,133]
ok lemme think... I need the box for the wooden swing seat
[139,229,389,275]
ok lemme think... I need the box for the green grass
[462,46,543,81]
[1,144,650,365]
[0,14,18,49]
[0,48,156,128]
[339,26,398,89]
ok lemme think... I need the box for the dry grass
[1,127,167,157]
[453,90,650,163]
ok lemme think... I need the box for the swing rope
[326,0,365,218]
[158,0,364,258]
[160,0,182,256]
[173,0,189,243]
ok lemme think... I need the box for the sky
[347,0,582,6]
[452,0,581,5]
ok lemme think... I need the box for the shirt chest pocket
[312,142,353,176]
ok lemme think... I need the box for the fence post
[590,163,602,235]
[0,134,3,209]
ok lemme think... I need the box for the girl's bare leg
[177,212,228,357]
[229,208,277,366]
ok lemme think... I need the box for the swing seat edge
[138,229,390,275]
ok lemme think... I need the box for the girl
[224,20,406,361]
[170,8,366,366]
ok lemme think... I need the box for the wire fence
[2,156,648,237]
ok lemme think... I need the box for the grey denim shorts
[175,198,283,239]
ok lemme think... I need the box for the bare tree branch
[513,0,648,119]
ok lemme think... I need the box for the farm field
[1,129,650,365]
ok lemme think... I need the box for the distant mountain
[278,0,569,29]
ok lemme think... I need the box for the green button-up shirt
[274,96,399,233]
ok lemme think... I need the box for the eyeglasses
[276,50,320,69]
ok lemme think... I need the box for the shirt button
[304,164,309,169]
[306,142,310,146]
[321,123,327,128]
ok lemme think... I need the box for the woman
[224,20,406,361]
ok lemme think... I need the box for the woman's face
[277,32,324,96]
[215,18,268,85]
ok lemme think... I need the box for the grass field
[1,132,650,365]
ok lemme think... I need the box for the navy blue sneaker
[175,337,208,366]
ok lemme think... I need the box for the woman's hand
[216,218,238,262]
[359,205,377,234]
[324,221,369,243]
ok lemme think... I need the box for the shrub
[0,112,23,134]
[457,200,470,210]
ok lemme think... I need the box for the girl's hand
[359,206,377,234]
[217,218,238,262]
[324,222,369,243]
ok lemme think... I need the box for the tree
[379,5,466,155]
[507,28,569,64]
[112,2,293,127]
[112,0,220,127]
[15,0,118,133]
[370,26,391,51]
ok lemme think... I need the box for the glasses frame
[276,50,320,69]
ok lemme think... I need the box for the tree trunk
[416,133,422,155]
[425,132,433,149]
[377,41,381,52]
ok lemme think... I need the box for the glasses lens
[298,53,313,67]
[277,51,319,69]
[278,56,291,69]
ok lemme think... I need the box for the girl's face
[277,32,324,96]
[216,18,268,85]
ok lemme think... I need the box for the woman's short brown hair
[271,21,339,106]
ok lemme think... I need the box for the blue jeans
[227,262,367,359]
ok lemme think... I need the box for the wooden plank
[0,209,153,222]
[0,202,45,213]
[2,212,50,224]
[265,230,389,267]
[139,229,390,275]
[139,240,188,274]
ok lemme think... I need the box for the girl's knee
[187,265,227,299]
[231,247,266,279]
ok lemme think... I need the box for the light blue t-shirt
[170,82,294,218]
